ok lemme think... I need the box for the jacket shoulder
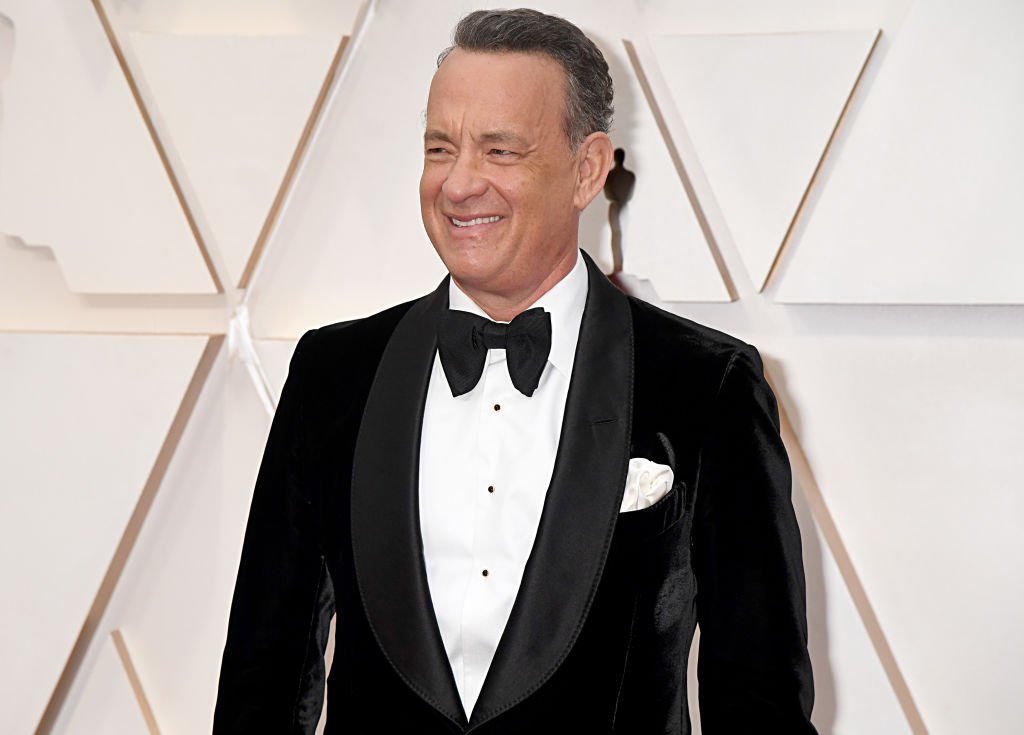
[627,295,760,373]
[297,298,417,364]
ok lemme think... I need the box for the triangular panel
[129,32,341,288]
[648,31,877,290]
[776,2,1024,303]
[61,636,152,735]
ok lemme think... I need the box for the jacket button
[482,569,489,577]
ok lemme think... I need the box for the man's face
[420,48,584,301]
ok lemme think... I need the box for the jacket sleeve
[692,345,816,733]
[213,330,335,734]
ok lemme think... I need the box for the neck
[454,249,578,322]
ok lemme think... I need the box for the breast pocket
[614,480,688,540]
[610,477,697,642]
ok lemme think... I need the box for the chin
[447,265,502,292]
[449,265,515,299]
[436,245,501,283]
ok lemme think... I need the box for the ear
[572,132,614,211]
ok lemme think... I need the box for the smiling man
[215,9,816,734]
[420,44,603,320]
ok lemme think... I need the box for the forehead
[425,48,566,134]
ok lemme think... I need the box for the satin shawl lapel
[350,278,467,728]
[469,252,635,729]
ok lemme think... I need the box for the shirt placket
[460,348,513,708]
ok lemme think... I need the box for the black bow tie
[437,307,552,397]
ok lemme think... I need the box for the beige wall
[2,1,1021,733]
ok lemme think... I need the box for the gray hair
[437,8,614,151]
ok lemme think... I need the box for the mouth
[448,215,503,229]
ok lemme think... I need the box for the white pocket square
[620,457,674,512]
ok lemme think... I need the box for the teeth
[451,215,502,227]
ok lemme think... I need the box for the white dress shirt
[418,252,588,717]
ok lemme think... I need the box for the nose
[441,152,487,203]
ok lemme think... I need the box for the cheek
[419,167,444,204]
[419,177,444,239]
[418,181,431,208]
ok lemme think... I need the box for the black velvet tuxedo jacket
[214,254,816,734]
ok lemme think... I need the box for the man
[215,9,815,734]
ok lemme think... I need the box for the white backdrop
[2,1,1022,733]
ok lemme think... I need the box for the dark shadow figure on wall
[578,33,640,274]
[604,146,635,280]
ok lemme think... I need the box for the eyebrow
[478,130,528,147]
[424,129,454,145]
[422,129,528,147]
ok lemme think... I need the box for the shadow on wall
[764,355,837,733]
[578,32,641,273]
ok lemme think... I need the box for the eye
[489,148,514,156]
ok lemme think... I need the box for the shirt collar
[447,250,589,379]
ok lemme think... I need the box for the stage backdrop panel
[51,350,275,734]
[128,31,341,289]
[775,0,1024,303]
[0,333,208,734]
[647,30,878,290]
[774,335,1024,733]
[0,0,217,294]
